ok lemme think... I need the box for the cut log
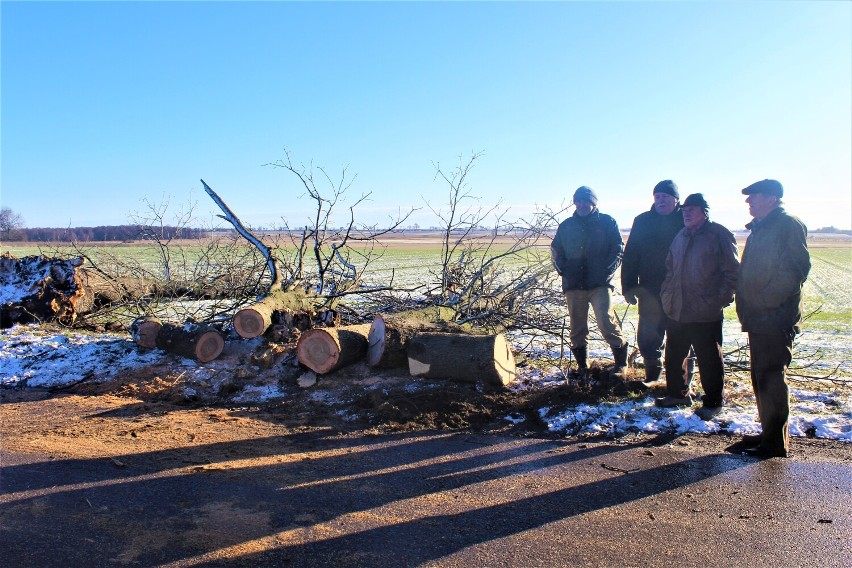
[130,316,163,349]
[296,323,371,374]
[155,322,225,363]
[0,254,91,327]
[366,306,462,368]
[233,289,315,338]
[406,332,516,386]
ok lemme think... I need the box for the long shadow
[0,428,562,494]
[0,428,738,567]
[209,452,752,567]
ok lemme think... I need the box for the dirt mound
[60,351,637,440]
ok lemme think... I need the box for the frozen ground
[2,323,850,443]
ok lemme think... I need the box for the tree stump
[296,323,371,374]
[232,289,315,338]
[0,254,90,327]
[406,332,516,386]
[155,322,225,363]
[129,316,163,349]
[366,306,462,368]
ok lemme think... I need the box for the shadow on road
[0,428,769,567]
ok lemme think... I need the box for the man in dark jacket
[656,194,739,419]
[735,179,810,458]
[551,186,628,378]
[621,180,685,384]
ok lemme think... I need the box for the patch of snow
[0,325,163,388]
[232,384,286,403]
[2,324,850,443]
[308,390,342,404]
[538,392,851,442]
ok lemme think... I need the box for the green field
[4,240,849,319]
[4,238,850,376]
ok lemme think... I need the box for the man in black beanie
[657,193,739,420]
[551,186,628,379]
[735,179,810,457]
[621,180,686,385]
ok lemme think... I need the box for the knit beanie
[573,186,598,206]
[682,193,710,215]
[653,180,679,200]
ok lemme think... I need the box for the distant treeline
[8,225,211,242]
[813,226,852,235]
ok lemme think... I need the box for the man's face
[682,205,707,231]
[653,192,678,216]
[574,199,595,217]
[746,192,778,220]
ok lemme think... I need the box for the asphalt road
[1,430,850,568]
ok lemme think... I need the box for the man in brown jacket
[656,194,739,420]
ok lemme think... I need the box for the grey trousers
[564,287,626,350]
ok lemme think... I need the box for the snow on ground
[536,389,852,442]
[0,325,164,388]
[1,324,850,442]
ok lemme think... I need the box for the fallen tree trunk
[155,322,225,363]
[232,289,316,339]
[366,306,462,368]
[406,332,517,387]
[130,316,163,349]
[296,323,371,374]
[0,254,91,328]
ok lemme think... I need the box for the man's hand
[624,289,638,305]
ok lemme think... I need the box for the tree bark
[406,332,516,386]
[129,316,162,349]
[232,289,315,338]
[366,306,462,368]
[155,322,225,363]
[296,323,371,374]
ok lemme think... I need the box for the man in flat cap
[735,179,810,458]
[621,180,687,386]
[551,186,628,379]
[656,193,739,420]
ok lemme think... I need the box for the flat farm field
[4,232,851,376]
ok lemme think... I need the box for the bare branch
[201,179,278,291]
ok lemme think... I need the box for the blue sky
[2,1,850,232]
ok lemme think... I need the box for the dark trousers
[749,332,793,454]
[664,319,724,406]
[636,289,666,363]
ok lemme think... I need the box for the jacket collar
[684,218,710,236]
[648,204,682,216]
[745,206,785,231]
[573,208,600,221]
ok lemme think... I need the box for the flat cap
[742,179,783,198]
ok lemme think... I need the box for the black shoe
[741,434,762,447]
[643,359,663,385]
[742,445,788,458]
[694,405,723,421]
[655,395,693,408]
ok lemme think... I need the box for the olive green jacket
[736,207,810,336]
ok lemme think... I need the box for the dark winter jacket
[551,209,623,292]
[736,207,810,336]
[661,220,739,323]
[621,206,685,297]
